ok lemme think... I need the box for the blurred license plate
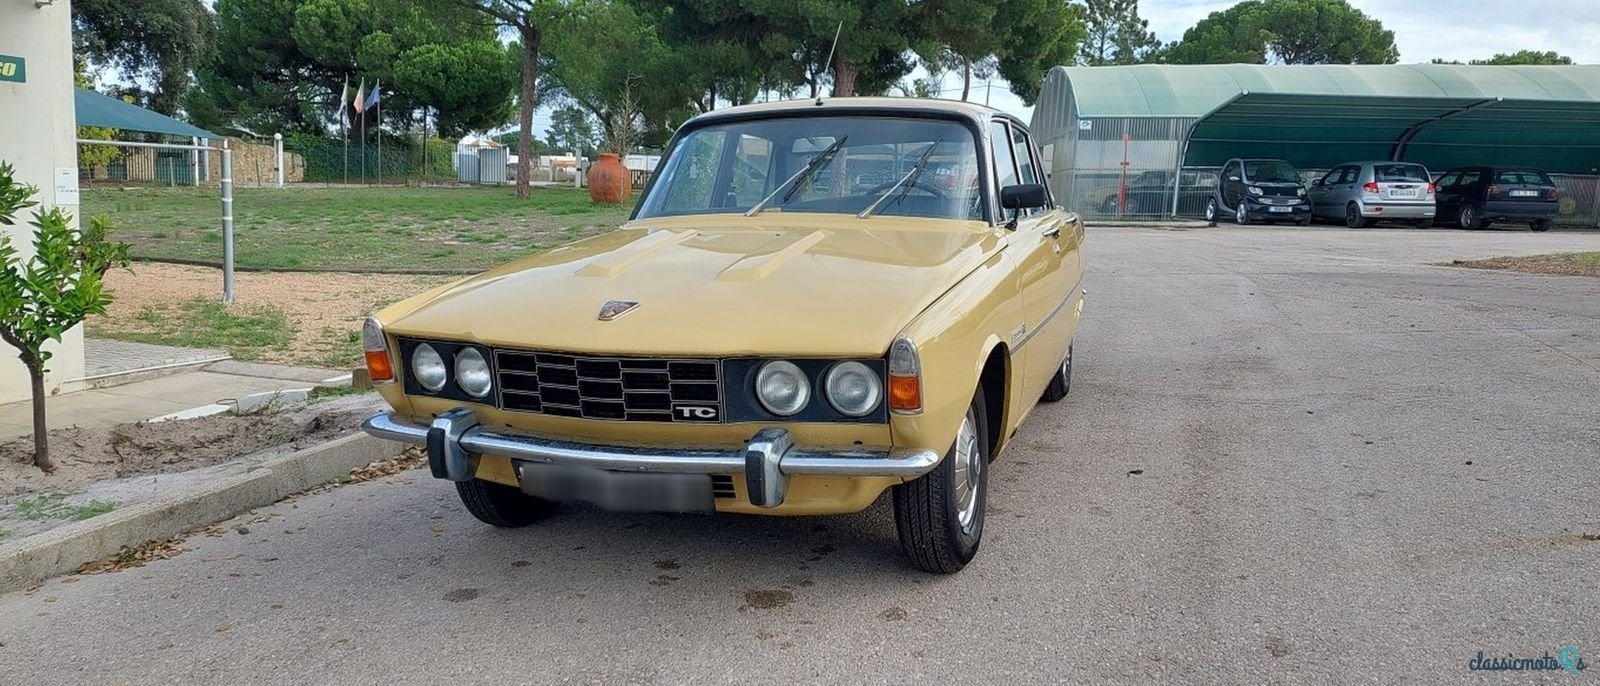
[1269,206,1293,213]
[1389,188,1418,198]
[518,462,715,513]
[1510,190,1539,197]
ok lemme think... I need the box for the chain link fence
[285,136,456,184]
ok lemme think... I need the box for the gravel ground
[3,225,1598,684]
[90,263,451,366]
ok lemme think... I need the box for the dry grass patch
[1448,252,1600,278]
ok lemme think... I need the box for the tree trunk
[516,22,541,200]
[28,363,53,472]
[961,57,972,101]
[831,51,858,97]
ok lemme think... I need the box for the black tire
[1041,342,1073,402]
[1345,203,1373,228]
[1415,218,1435,229]
[1204,197,1219,226]
[1458,204,1480,229]
[1531,219,1553,232]
[1101,197,1120,215]
[456,478,557,527]
[1295,215,1311,226]
[1235,200,1250,225]
[894,391,989,574]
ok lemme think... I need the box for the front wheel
[1235,200,1251,225]
[1204,197,1218,225]
[456,478,558,527]
[894,392,989,574]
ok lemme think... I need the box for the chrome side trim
[1014,283,1083,350]
[361,411,941,507]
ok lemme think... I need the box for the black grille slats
[495,350,723,422]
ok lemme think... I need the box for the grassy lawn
[83,185,631,273]
[1449,252,1600,277]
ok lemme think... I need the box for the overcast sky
[954,0,1600,122]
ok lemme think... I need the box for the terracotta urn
[587,152,632,204]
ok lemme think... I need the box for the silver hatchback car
[1308,161,1437,227]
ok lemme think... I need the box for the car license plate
[1389,188,1418,198]
[1510,189,1539,197]
[518,462,715,513]
[1269,206,1293,213]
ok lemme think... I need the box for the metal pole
[221,140,236,304]
[191,137,200,187]
[377,95,383,187]
[273,133,284,188]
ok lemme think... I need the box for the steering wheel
[864,177,949,199]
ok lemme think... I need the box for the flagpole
[377,89,383,187]
[361,111,367,185]
[341,76,349,187]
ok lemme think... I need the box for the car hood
[381,213,1004,357]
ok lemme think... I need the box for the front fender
[889,238,1023,458]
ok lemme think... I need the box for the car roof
[684,97,1017,130]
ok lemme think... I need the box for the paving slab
[81,338,229,388]
[0,371,325,441]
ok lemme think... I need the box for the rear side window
[1495,170,1554,185]
[1435,172,1459,189]
[1375,164,1429,182]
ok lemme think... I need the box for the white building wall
[0,1,85,403]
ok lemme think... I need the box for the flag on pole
[363,80,381,112]
[352,79,367,114]
[336,75,349,127]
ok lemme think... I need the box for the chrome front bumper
[361,409,941,508]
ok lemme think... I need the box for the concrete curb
[0,433,404,594]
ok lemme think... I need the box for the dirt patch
[89,263,451,367]
[1,402,375,498]
[1447,252,1600,278]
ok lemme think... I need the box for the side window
[1435,172,1458,190]
[990,121,1020,190]
[1010,125,1039,186]
[1223,161,1240,181]
[727,134,772,207]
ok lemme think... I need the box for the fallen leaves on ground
[77,538,187,575]
[345,446,427,484]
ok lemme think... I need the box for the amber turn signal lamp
[363,318,395,384]
[887,336,922,414]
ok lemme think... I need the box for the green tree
[73,59,123,172]
[0,163,131,473]
[392,41,518,138]
[192,0,511,140]
[546,107,599,157]
[72,0,216,115]
[1078,0,1165,66]
[1471,50,1575,65]
[991,0,1087,104]
[458,0,569,199]
[1167,0,1398,65]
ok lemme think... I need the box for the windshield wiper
[745,136,848,217]
[857,138,942,219]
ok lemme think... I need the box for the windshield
[1244,160,1301,183]
[1375,164,1429,182]
[636,116,984,221]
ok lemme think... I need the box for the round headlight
[411,343,447,392]
[824,361,883,417]
[755,360,809,416]
[454,348,492,398]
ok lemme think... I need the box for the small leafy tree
[0,162,130,472]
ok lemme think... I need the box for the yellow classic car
[361,97,1085,573]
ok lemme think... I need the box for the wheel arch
[976,339,1010,458]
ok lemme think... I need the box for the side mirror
[1000,183,1049,211]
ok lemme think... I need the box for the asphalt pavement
[4,224,1598,684]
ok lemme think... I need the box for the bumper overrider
[361,408,941,509]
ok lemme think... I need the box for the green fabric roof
[1047,64,1600,118]
[75,88,217,139]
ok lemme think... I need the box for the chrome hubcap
[952,414,981,530]
[1205,201,1215,220]
[1236,204,1245,222]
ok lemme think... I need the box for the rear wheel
[1458,204,1480,229]
[1531,219,1553,232]
[1345,203,1373,228]
[456,478,557,527]
[1042,342,1073,402]
[894,392,988,574]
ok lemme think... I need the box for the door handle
[1043,225,1062,238]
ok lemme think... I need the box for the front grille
[711,474,735,499]
[495,350,723,423]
